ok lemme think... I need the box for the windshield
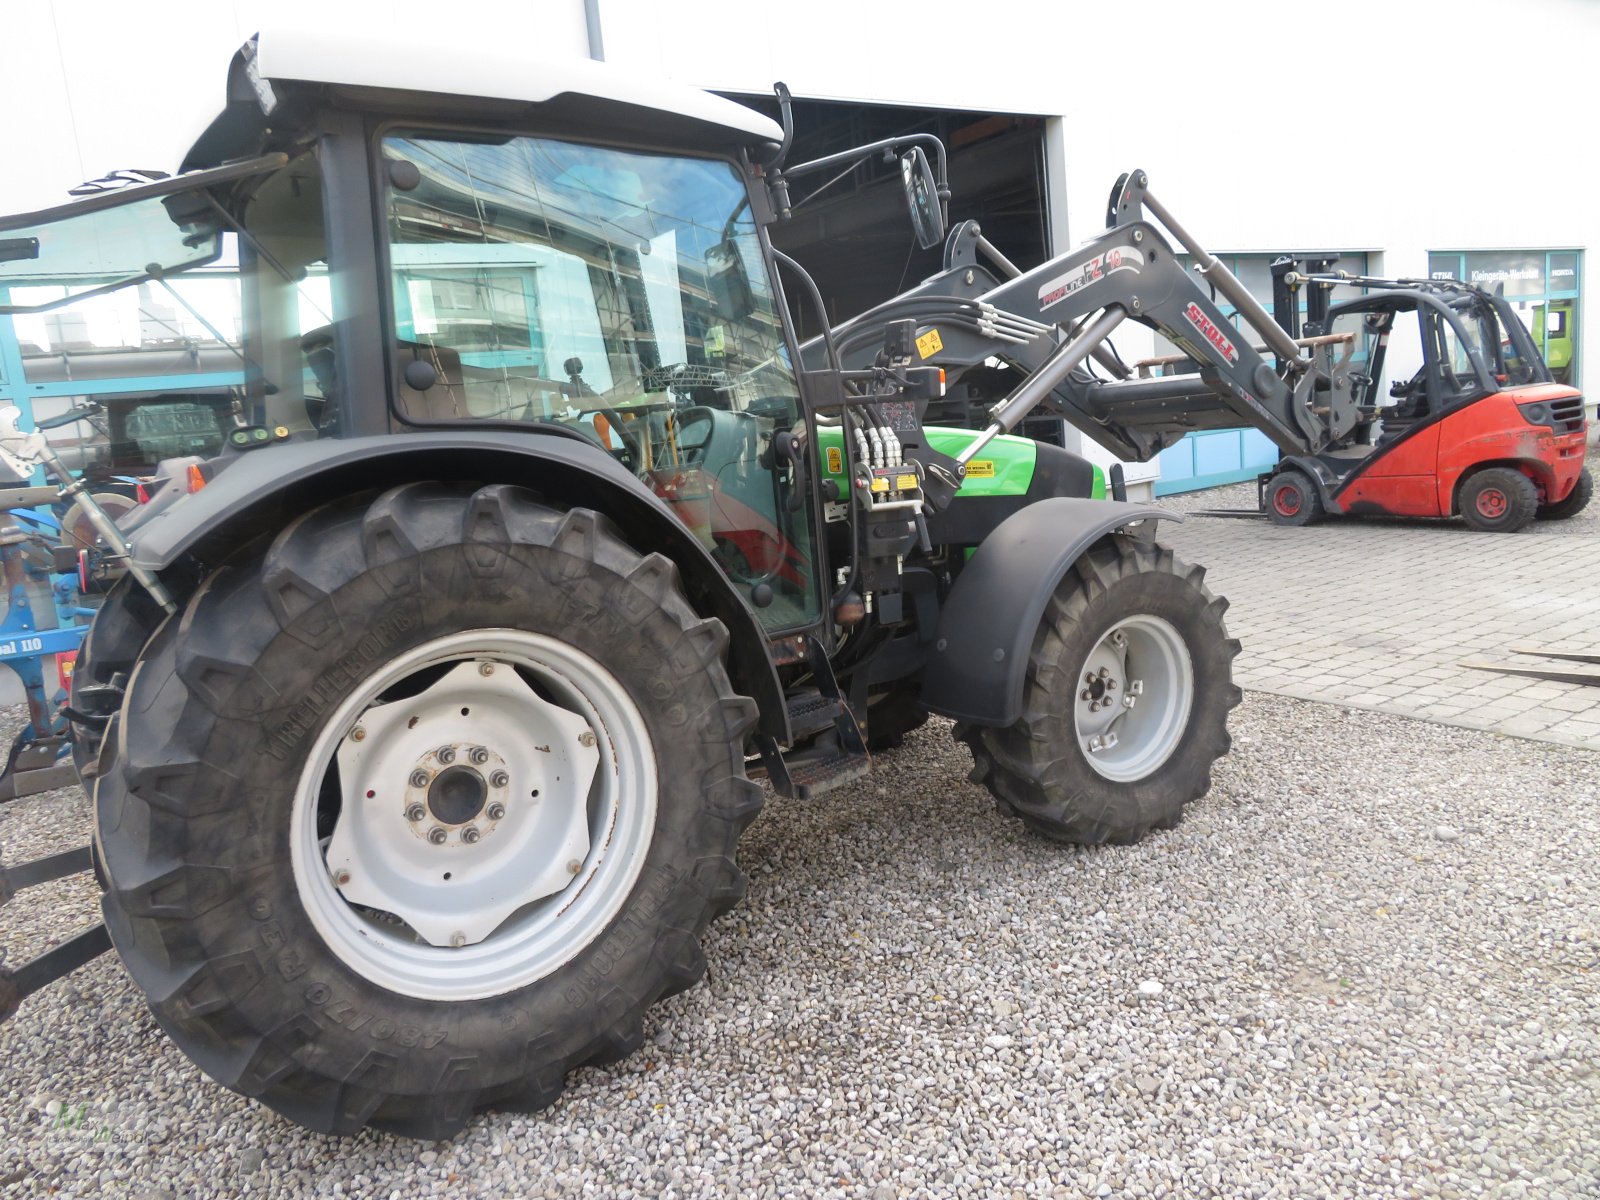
[381,131,819,632]
[383,133,794,417]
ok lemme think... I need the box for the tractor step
[785,690,848,739]
[0,844,111,1023]
[758,636,872,800]
[774,742,872,799]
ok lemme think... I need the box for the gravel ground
[2,692,1597,1199]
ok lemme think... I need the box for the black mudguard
[920,497,1174,726]
[121,431,789,740]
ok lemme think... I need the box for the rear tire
[957,535,1241,845]
[1536,467,1592,521]
[94,483,761,1137]
[1459,467,1538,532]
[1264,471,1323,526]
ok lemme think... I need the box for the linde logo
[1183,302,1239,364]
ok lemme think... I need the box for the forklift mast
[814,171,1363,469]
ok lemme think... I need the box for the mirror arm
[761,82,796,172]
[782,132,949,193]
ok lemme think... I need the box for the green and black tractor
[0,31,1295,1137]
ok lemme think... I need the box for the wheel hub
[1072,616,1194,782]
[325,658,601,948]
[1478,488,1508,518]
[427,764,489,825]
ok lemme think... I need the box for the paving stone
[1157,479,1600,749]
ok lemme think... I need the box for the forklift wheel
[1264,471,1323,527]
[957,535,1240,845]
[1535,467,1592,522]
[1459,468,1538,533]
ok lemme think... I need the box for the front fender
[123,431,788,740]
[920,497,1175,726]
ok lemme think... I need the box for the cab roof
[180,27,783,173]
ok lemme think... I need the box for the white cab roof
[253,26,783,145]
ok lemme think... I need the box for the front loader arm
[812,170,1357,464]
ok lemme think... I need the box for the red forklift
[1259,267,1589,532]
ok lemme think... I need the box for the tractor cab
[0,46,831,634]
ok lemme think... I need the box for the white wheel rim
[289,629,656,1001]
[1072,614,1195,783]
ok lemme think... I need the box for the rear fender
[921,497,1174,726]
[121,431,788,739]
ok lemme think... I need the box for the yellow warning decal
[896,474,920,491]
[870,477,890,493]
[916,328,944,359]
[965,460,996,478]
[825,445,843,474]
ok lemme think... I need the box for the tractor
[0,30,1294,1137]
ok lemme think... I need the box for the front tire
[1536,467,1592,521]
[1264,470,1323,526]
[958,536,1240,844]
[1459,467,1538,532]
[94,483,761,1137]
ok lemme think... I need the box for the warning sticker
[825,446,843,474]
[916,328,944,359]
[965,460,996,478]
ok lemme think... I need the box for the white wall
[0,0,590,211]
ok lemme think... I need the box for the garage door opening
[726,95,1050,339]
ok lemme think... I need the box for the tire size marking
[302,980,447,1046]
[262,607,420,760]
[563,864,682,1009]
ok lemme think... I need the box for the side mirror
[899,147,945,250]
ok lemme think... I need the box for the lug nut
[478,662,495,677]
[350,727,366,742]
[437,746,456,764]
[409,770,429,789]
[1080,689,1093,701]
[332,869,351,887]
[461,827,481,844]
[427,826,448,845]
[487,802,506,821]
[490,770,510,788]
[468,746,490,765]
[1106,679,1117,690]
[1084,672,1097,684]
[450,932,467,947]
[567,859,583,875]
[405,802,426,822]
[578,731,597,748]
[1098,667,1110,678]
